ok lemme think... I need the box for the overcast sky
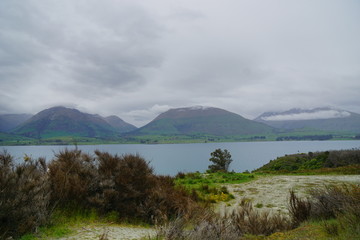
[1,0,359,127]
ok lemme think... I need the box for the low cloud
[262,110,351,121]
[0,0,359,125]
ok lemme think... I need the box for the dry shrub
[49,149,198,224]
[288,190,312,227]
[48,148,98,208]
[231,199,291,235]
[92,151,157,221]
[0,151,50,239]
[309,184,360,236]
[157,199,291,240]
[144,175,199,224]
[94,151,199,223]
[309,184,359,220]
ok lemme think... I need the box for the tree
[208,148,233,172]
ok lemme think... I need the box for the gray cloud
[0,0,359,126]
[262,109,351,121]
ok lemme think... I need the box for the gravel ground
[218,175,360,216]
[56,224,156,240]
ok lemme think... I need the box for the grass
[264,218,360,240]
[175,171,255,203]
[19,209,98,239]
[18,208,153,240]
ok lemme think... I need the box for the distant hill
[255,107,360,133]
[253,149,360,173]
[0,114,33,132]
[12,106,121,139]
[104,115,137,133]
[131,106,274,136]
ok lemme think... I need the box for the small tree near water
[208,148,233,172]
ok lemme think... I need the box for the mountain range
[0,114,33,132]
[1,106,359,144]
[132,106,273,136]
[10,106,136,139]
[254,107,360,133]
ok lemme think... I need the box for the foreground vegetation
[175,171,254,203]
[0,149,200,239]
[1,148,360,239]
[156,183,360,240]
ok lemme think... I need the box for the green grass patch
[265,218,360,240]
[19,208,110,240]
[175,171,255,203]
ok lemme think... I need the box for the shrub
[231,199,291,236]
[288,190,312,227]
[144,175,199,224]
[48,148,98,209]
[92,151,157,221]
[309,184,360,237]
[290,184,360,237]
[309,184,359,220]
[48,149,198,224]
[0,151,50,239]
[157,199,291,239]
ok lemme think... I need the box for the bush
[48,149,198,224]
[288,190,312,227]
[144,175,199,223]
[0,151,50,239]
[157,199,291,239]
[91,151,157,221]
[289,184,360,238]
[310,184,360,237]
[48,148,98,209]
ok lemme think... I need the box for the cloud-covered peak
[259,108,351,121]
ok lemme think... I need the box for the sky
[0,0,359,127]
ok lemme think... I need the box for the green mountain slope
[12,106,119,139]
[131,106,274,136]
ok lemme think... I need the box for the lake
[2,140,360,175]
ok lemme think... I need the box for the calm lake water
[3,141,360,175]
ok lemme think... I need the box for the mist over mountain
[0,114,33,132]
[255,107,360,133]
[132,106,274,136]
[2,105,360,145]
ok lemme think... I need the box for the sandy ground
[218,175,360,216]
[55,175,360,239]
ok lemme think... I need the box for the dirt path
[218,175,360,216]
[56,224,156,240]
